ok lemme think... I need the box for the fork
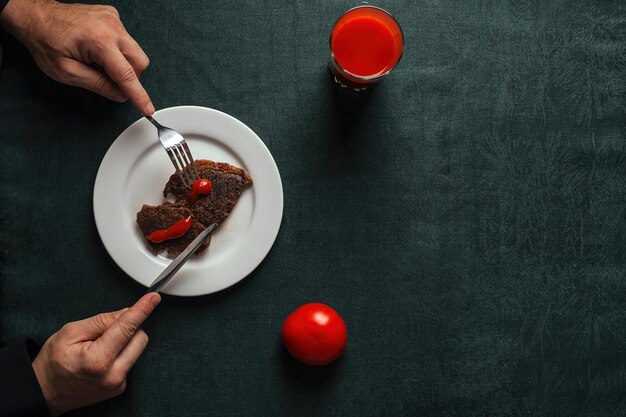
[146,116,200,187]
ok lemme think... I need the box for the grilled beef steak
[137,159,252,256]
[136,202,210,256]
[163,160,253,227]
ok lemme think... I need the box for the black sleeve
[0,340,51,417]
[0,0,10,15]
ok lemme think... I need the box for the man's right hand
[31,292,161,416]
[0,0,155,115]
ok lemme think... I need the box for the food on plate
[281,303,348,366]
[163,160,253,227]
[146,216,192,243]
[189,178,213,204]
[136,160,252,256]
[136,202,210,256]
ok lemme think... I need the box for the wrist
[0,0,55,44]
[32,354,63,417]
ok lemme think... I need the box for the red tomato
[281,303,347,366]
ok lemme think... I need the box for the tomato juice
[330,6,403,86]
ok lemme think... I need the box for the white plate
[93,106,283,296]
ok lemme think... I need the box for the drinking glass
[329,6,404,90]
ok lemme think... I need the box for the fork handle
[145,115,163,130]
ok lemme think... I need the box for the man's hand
[0,0,154,115]
[31,293,161,416]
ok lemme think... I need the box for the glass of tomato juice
[329,6,404,90]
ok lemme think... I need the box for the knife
[147,222,219,293]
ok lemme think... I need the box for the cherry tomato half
[281,303,347,366]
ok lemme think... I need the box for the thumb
[69,307,130,341]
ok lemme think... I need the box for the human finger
[56,58,127,102]
[96,47,154,115]
[110,328,149,375]
[118,35,150,78]
[96,292,160,357]
[63,307,129,342]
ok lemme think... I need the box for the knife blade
[147,222,219,293]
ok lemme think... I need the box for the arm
[0,340,50,417]
[0,0,154,115]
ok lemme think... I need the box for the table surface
[1,1,625,416]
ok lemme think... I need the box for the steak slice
[136,202,210,256]
[163,159,253,227]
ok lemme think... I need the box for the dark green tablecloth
[1,1,625,416]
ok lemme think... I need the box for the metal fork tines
[146,116,200,187]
